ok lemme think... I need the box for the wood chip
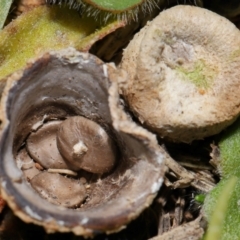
[150,217,204,240]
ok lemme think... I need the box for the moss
[194,193,205,204]
[176,60,216,89]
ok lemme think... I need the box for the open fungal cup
[120,5,240,142]
[0,48,165,236]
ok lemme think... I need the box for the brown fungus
[120,5,240,143]
[30,172,86,208]
[0,48,165,236]
[16,148,40,181]
[57,116,116,174]
[26,120,69,170]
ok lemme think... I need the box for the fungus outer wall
[0,48,165,235]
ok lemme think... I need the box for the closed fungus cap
[121,5,240,142]
[0,48,165,236]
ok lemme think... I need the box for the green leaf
[218,118,240,177]
[203,117,240,239]
[84,0,146,11]
[0,5,124,81]
[0,0,13,29]
[47,0,165,22]
[204,177,238,240]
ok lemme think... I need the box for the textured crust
[120,21,149,94]
[121,5,240,142]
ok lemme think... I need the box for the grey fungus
[120,5,240,142]
[26,120,69,169]
[0,48,165,236]
[30,172,86,208]
[57,116,116,174]
[16,149,40,181]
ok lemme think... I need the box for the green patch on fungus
[176,60,216,89]
[229,47,240,61]
[163,36,175,46]
[154,29,162,38]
